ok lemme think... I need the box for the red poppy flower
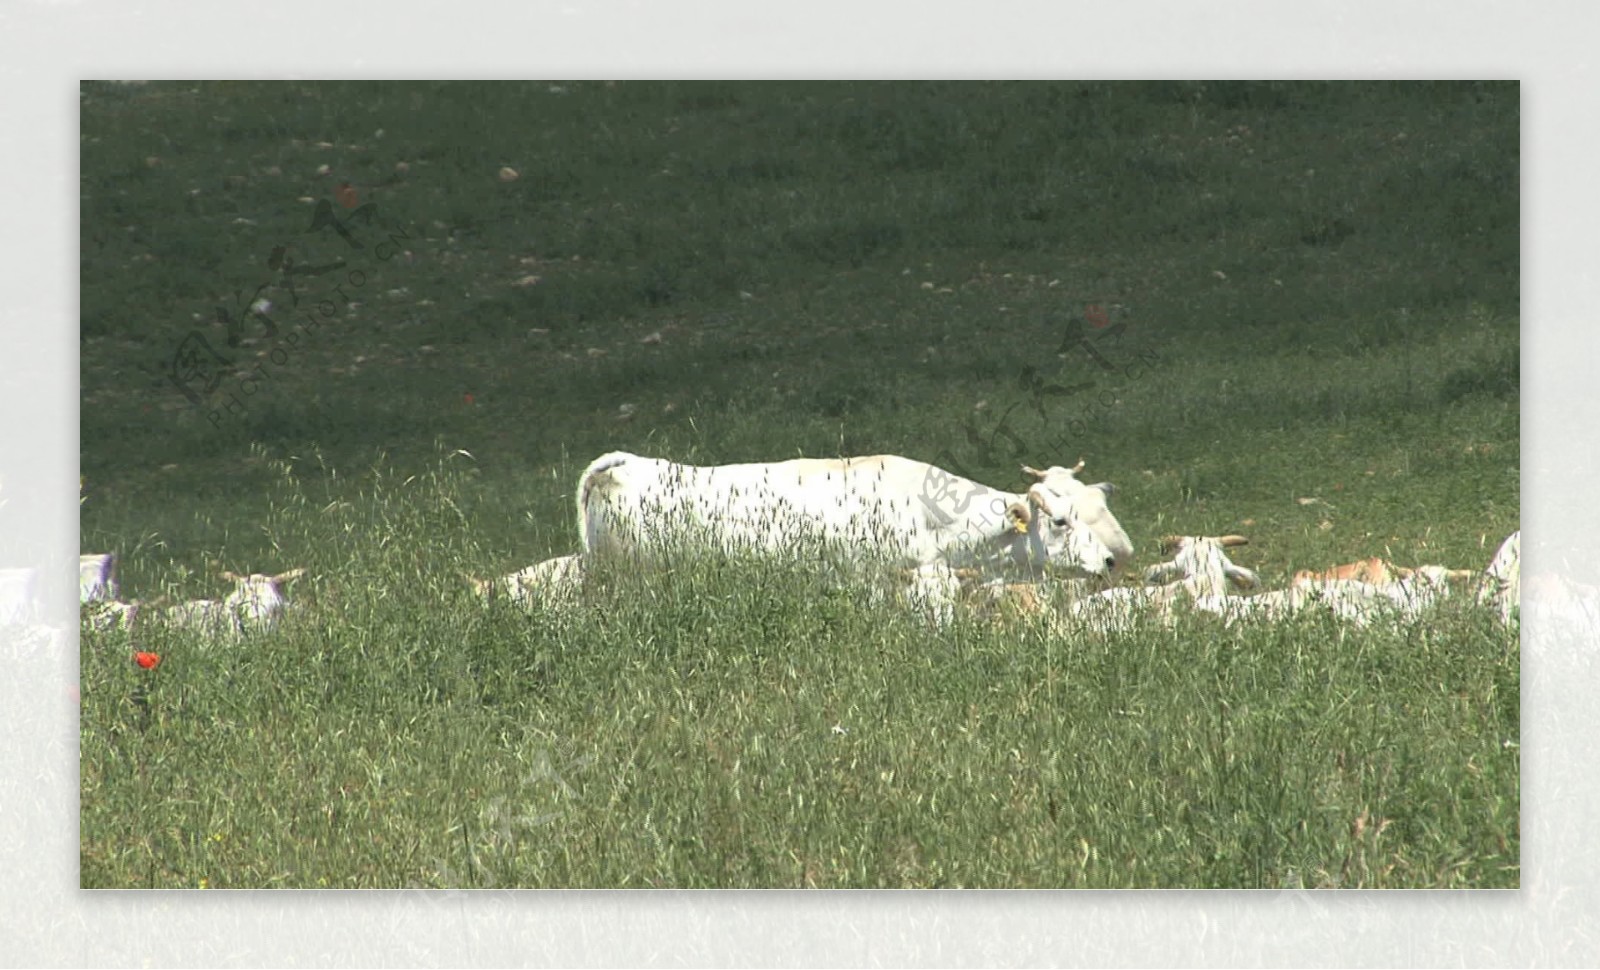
[335,181,359,209]
[1085,304,1110,329]
[463,393,475,405]
[133,652,161,670]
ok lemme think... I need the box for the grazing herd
[480,451,1521,634]
[82,451,1522,641]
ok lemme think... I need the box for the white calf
[470,554,586,609]
[1145,535,1261,599]
[1289,563,1478,627]
[1292,557,1412,586]
[163,568,306,637]
[222,568,306,633]
[1069,535,1261,632]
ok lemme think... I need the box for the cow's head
[221,568,306,618]
[1016,461,1134,577]
[1147,535,1260,593]
[1005,480,1131,579]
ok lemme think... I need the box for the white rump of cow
[80,553,119,604]
[470,554,586,609]
[577,452,1133,585]
[1476,530,1520,629]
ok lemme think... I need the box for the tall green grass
[80,453,1517,888]
[79,81,1518,887]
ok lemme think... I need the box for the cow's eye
[1051,517,1069,527]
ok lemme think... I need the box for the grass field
[78,80,1519,888]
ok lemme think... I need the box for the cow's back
[577,451,945,562]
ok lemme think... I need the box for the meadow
[78,80,1519,888]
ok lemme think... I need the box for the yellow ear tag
[1010,514,1028,534]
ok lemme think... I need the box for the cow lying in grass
[161,568,307,638]
[1058,535,1489,632]
[1065,535,1261,633]
[577,452,1133,624]
[468,553,586,609]
[1284,561,1478,627]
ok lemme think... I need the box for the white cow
[1146,535,1260,599]
[80,553,119,604]
[577,452,1133,583]
[1068,534,1260,631]
[469,554,586,609]
[163,568,306,637]
[1476,530,1520,628]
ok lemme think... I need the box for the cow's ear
[1224,564,1261,590]
[1091,481,1115,498]
[220,570,242,582]
[1020,465,1047,481]
[1005,500,1031,534]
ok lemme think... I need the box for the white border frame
[7,1,1596,964]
